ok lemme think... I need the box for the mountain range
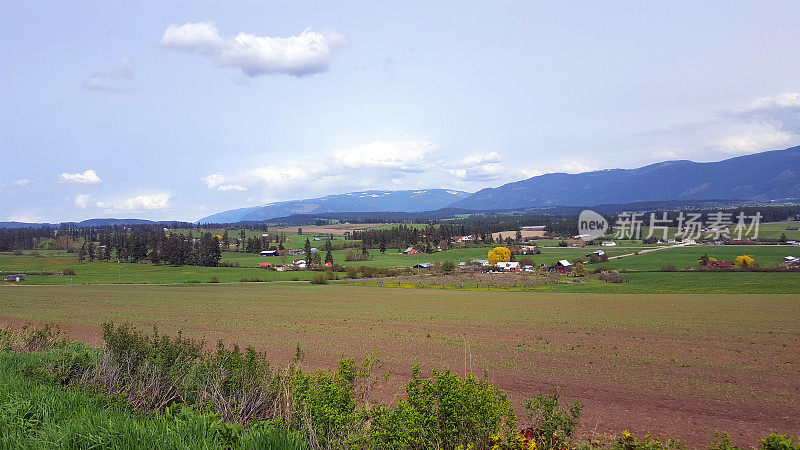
[3,147,798,228]
[197,189,471,223]
[198,146,800,223]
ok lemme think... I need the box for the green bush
[760,434,800,450]
[292,359,368,447]
[441,261,456,272]
[707,430,741,449]
[310,272,329,284]
[369,365,516,449]
[522,389,582,449]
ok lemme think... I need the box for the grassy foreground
[0,350,305,449]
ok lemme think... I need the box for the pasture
[0,284,797,446]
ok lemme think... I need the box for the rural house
[413,263,433,269]
[260,250,278,257]
[495,261,520,272]
[403,247,418,255]
[601,241,617,247]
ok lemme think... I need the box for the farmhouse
[293,259,307,269]
[471,259,490,267]
[4,274,24,282]
[586,249,605,258]
[257,262,271,268]
[552,260,572,274]
[260,250,278,257]
[413,263,433,269]
[403,247,418,255]
[495,261,520,272]
[601,241,617,247]
[453,235,475,242]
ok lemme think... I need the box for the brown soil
[1,284,797,447]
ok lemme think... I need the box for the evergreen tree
[78,242,86,262]
[379,234,386,253]
[87,241,95,262]
[304,238,312,264]
[324,240,333,264]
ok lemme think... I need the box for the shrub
[441,261,456,272]
[708,431,741,450]
[612,431,686,449]
[345,266,360,279]
[522,389,582,449]
[558,241,568,247]
[239,277,267,282]
[369,365,516,449]
[345,251,369,261]
[62,267,76,276]
[597,270,627,283]
[310,272,329,284]
[292,358,371,448]
[209,276,219,283]
[661,265,678,272]
[760,434,800,450]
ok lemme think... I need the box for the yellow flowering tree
[735,255,755,269]
[488,246,512,265]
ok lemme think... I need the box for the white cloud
[743,92,800,111]
[74,193,171,211]
[202,173,247,191]
[714,130,793,155]
[59,169,102,184]
[460,151,502,166]
[331,141,435,171]
[11,179,31,187]
[74,194,91,209]
[84,58,134,92]
[161,22,347,77]
[633,91,800,162]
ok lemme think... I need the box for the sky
[2,1,800,223]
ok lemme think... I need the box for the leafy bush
[441,261,456,272]
[62,267,76,276]
[597,270,627,283]
[760,434,800,450]
[310,272,329,284]
[522,389,582,449]
[209,276,219,283]
[369,365,516,449]
[345,251,369,261]
[292,358,375,448]
[707,431,741,449]
[345,266,360,278]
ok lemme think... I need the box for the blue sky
[2,1,800,222]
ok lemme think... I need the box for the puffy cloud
[74,194,91,209]
[460,151,502,166]
[74,193,171,211]
[634,91,800,162]
[202,173,247,191]
[714,129,793,155]
[84,58,134,92]
[331,141,435,172]
[59,169,102,184]
[11,179,31,187]
[161,22,347,77]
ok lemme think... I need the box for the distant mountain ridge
[450,146,800,211]
[197,189,471,223]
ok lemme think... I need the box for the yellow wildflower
[528,440,537,450]
[622,430,631,439]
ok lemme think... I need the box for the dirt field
[0,284,798,446]
[272,223,389,235]
[490,229,547,240]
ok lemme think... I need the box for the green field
[0,284,797,446]
[602,244,797,271]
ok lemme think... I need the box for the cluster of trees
[74,229,222,267]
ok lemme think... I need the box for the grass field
[0,284,797,446]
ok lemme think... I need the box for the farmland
[0,283,797,447]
